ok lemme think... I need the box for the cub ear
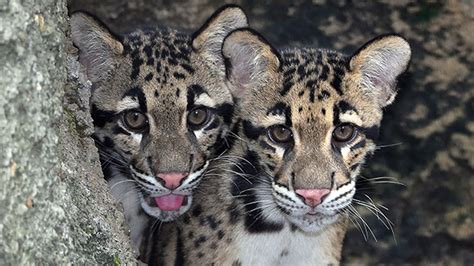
[348,34,411,107]
[222,28,280,100]
[192,5,248,72]
[70,12,123,83]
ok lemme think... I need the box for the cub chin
[70,5,247,251]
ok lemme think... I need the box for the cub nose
[295,188,330,207]
[156,172,188,190]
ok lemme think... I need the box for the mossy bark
[0,0,135,263]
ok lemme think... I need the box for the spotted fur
[147,29,411,265]
[70,5,248,254]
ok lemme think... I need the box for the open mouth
[145,194,189,211]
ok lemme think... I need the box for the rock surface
[0,0,135,264]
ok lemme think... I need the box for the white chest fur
[233,224,339,266]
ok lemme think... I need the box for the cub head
[223,30,411,232]
[71,6,248,221]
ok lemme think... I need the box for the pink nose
[295,188,330,207]
[156,172,188,189]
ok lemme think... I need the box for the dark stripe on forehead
[267,102,292,127]
[242,120,265,140]
[338,100,357,114]
[91,104,115,127]
[331,65,345,95]
[123,86,147,112]
[186,84,206,110]
[332,104,340,126]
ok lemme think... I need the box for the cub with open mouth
[70,5,248,252]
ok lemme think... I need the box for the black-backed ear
[222,28,280,100]
[192,5,248,72]
[70,12,123,83]
[348,34,411,107]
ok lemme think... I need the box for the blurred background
[68,0,474,264]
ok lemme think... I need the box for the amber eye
[187,107,209,127]
[123,111,148,130]
[268,125,293,144]
[332,124,357,143]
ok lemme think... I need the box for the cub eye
[187,107,210,128]
[123,111,148,130]
[268,125,293,144]
[332,124,357,143]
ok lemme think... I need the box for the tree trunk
[0,0,136,263]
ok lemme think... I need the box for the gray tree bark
[0,0,136,263]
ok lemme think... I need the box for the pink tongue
[154,195,185,211]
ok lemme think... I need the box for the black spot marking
[123,86,147,112]
[321,108,326,115]
[194,235,207,248]
[102,136,115,148]
[242,120,265,140]
[267,102,292,127]
[318,90,331,101]
[143,45,152,57]
[187,84,206,110]
[131,57,144,79]
[320,65,329,81]
[173,72,185,80]
[338,100,357,114]
[176,88,181,97]
[215,103,234,124]
[192,205,202,217]
[217,230,225,240]
[332,104,340,126]
[91,104,115,127]
[146,57,154,66]
[145,73,153,81]
[181,63,195,74]
[206,216,218,230]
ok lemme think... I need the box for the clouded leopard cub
[146,29,411,264]
[70,5,247,252]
